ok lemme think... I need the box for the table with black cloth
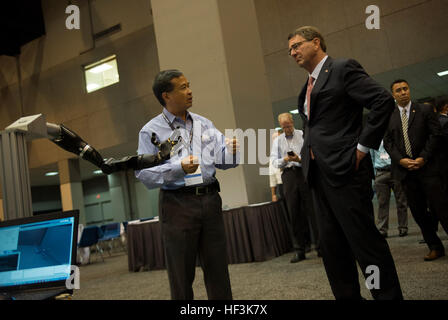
[127,200,292,272]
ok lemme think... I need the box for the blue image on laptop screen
[0,216,75,289]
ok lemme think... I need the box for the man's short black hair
[152,69,183,106]
[390,79,409,91]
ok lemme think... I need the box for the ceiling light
[275,127,281,131]
[45,171,58,177]
[93,170,103,175]
[88,63,112,74]
[87,83,100,92]
[437,70,448,77]
[289,109,299,114]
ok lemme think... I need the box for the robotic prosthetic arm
[46,123,180,174]
[100,133,180,174]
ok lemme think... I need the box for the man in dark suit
[435,96,448,186]
[288,26,402,300]
[384,80,448,261]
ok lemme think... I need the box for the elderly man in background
[270,113,319,263]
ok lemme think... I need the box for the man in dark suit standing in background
[435,96,448,186]
[288,26,402,300]
[384,80,448,261]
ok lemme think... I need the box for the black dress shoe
[290,252,306,263]
[399,230,408,237]
[424,249,445,261]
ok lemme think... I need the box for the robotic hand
[46,123,180,174]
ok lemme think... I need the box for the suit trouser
[159,190,232,300]
[282,167,319,253]
[277,183,285,200]
[309,159,403,300]
[402,172,448,250]
[374,170,408,233]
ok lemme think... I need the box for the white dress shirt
[397,101,412,120]
[270,130,304,169]
[303,55,328,118]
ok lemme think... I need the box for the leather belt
[376,166,391,172]
[163,181,220,196]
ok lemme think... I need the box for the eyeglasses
[288,40,312,56]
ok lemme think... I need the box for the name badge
[185,166,203,186]
[380,153,390,160]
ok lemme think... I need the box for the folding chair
[78,225,105,263]
[99,222,125,255]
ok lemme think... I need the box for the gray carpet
[72,209,448,300]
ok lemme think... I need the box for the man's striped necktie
[401,108,413,158]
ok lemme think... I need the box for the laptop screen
[0,211,79,292]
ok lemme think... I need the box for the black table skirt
[127,200,292,272]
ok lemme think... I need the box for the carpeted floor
[72,204,448,300]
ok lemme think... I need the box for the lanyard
[162,112,194,153]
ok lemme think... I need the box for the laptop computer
[0,210,79,300]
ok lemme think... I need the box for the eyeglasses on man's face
[288,39,312,56]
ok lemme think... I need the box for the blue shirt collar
[162,107,193,125]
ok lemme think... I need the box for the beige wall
[0,199,4,221]
[254,0,448,104]
[216,0,275,204]
[152,0,275,206]
[0,0,154,85]
[1,27,160,171]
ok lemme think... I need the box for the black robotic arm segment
[100,133,179,174]
[46,123,104,168]
[100,154,160,174]
[45,123,180,174]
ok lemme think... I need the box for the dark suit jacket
[297,57,395,187]
[439,114,448,176]
[439,114,448,145]
[383,102,442,181]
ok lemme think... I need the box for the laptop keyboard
[5,288,71,300]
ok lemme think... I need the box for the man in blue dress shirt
[370,140,408,238]
[135,69,239,300]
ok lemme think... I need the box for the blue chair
[78,225,104,263]
[99,222,124,254]
[122,221,129,233]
